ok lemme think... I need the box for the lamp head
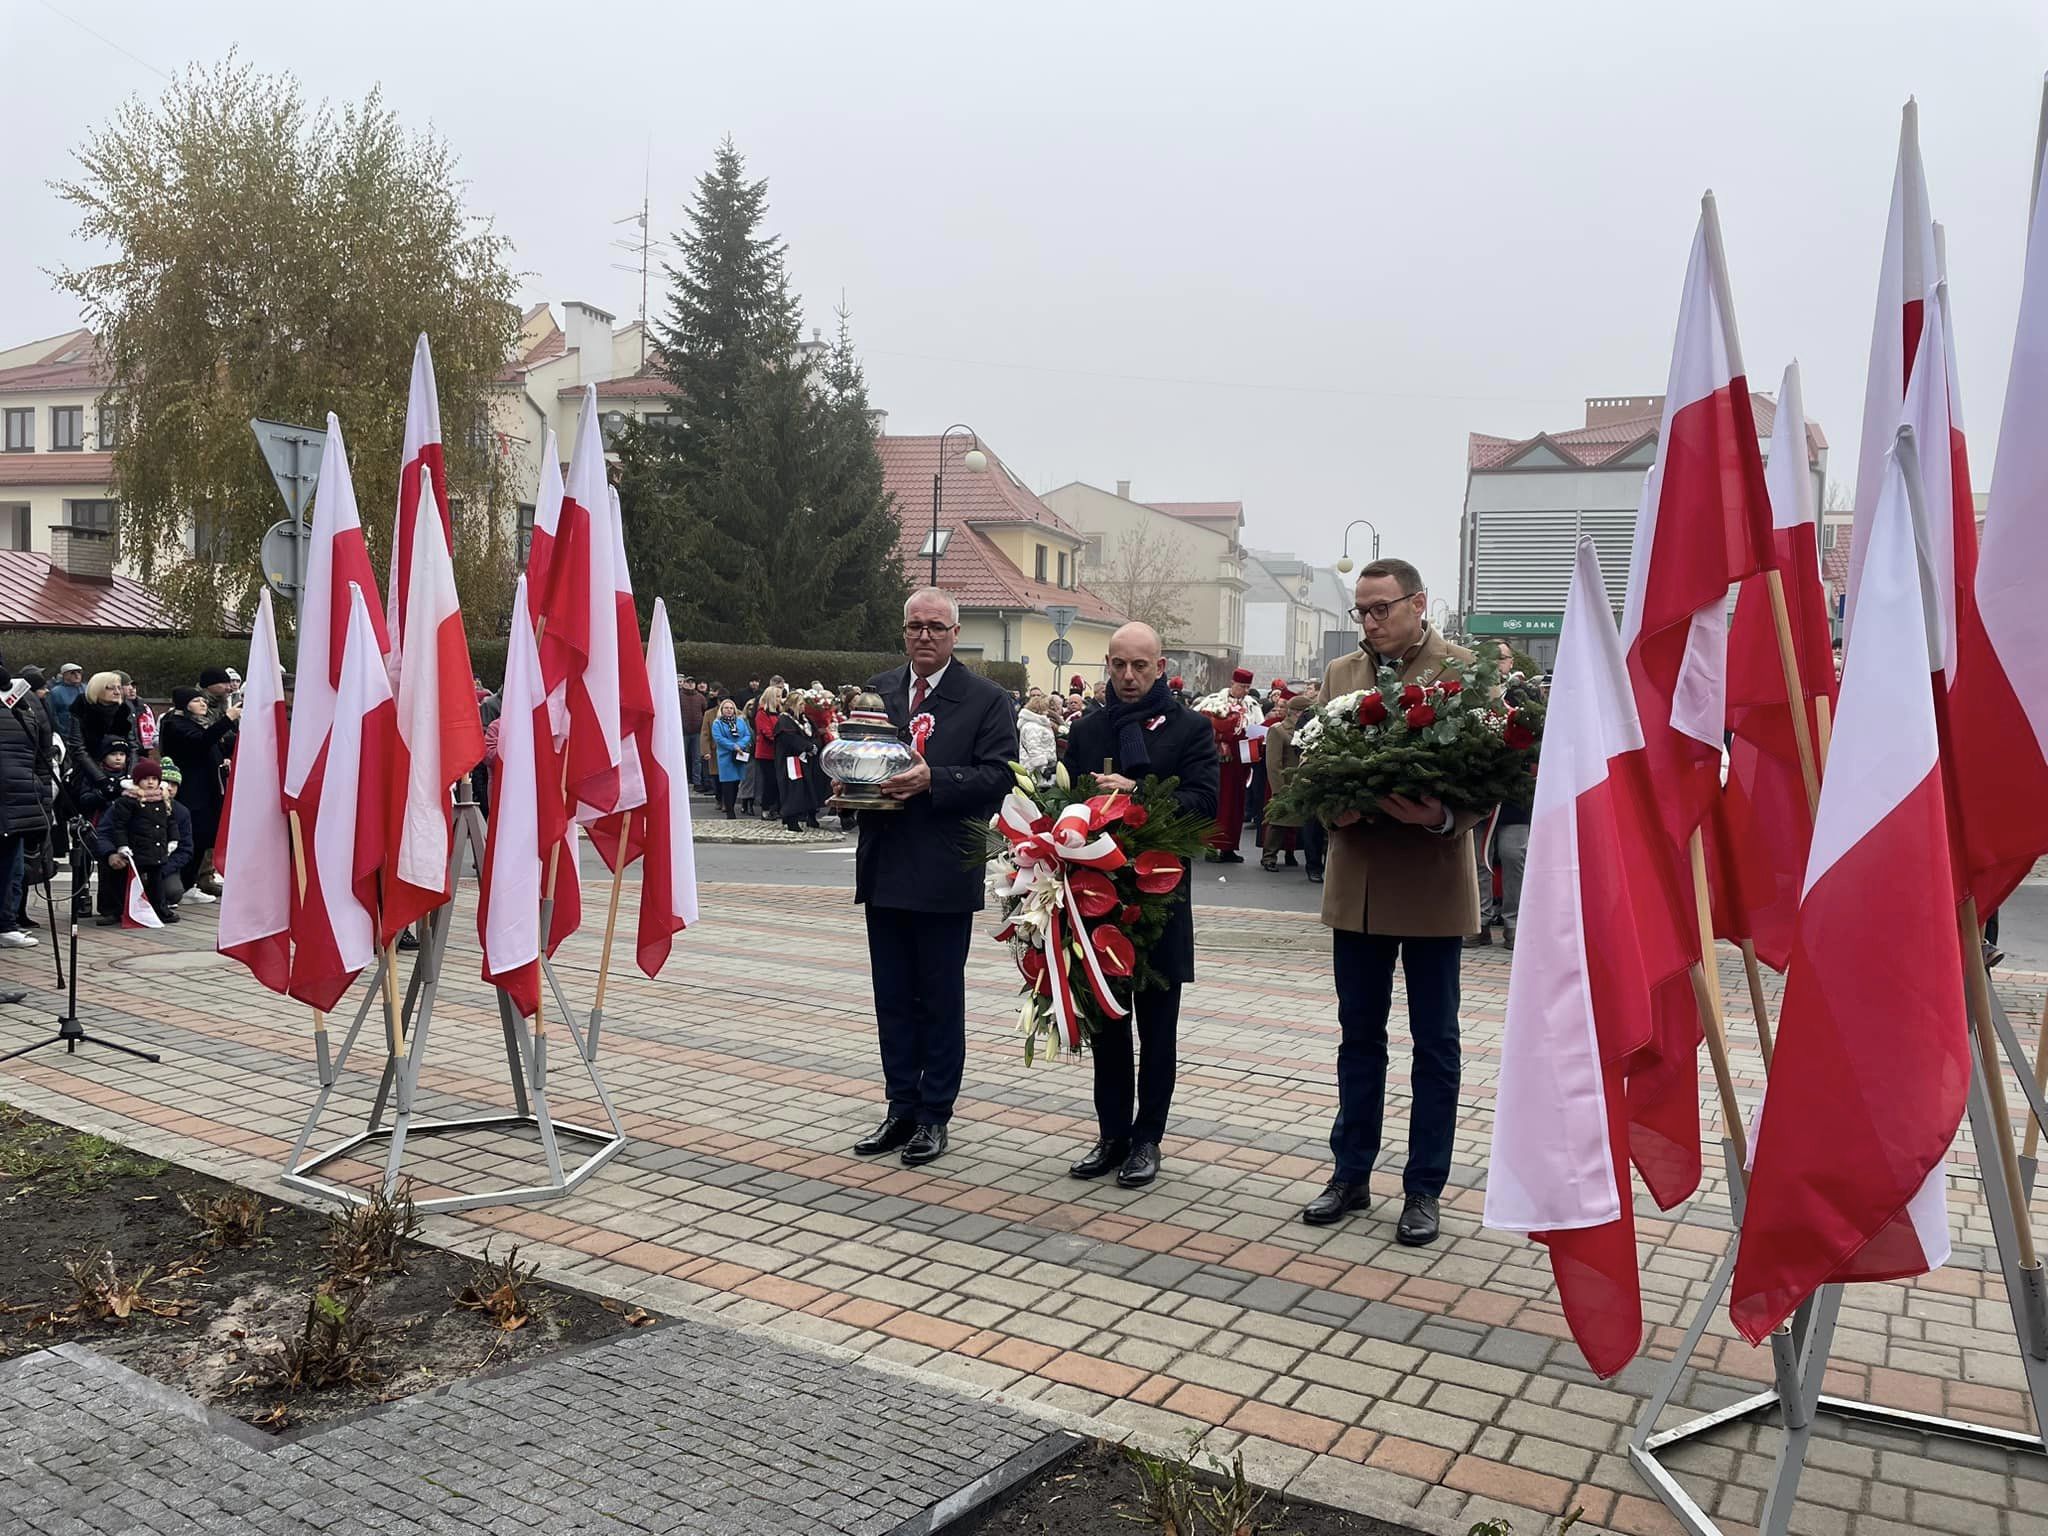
[1335,556,1354,575]
[962,447,988,473]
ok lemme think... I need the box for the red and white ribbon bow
[991,791,1128,1049]
[909,711,936,757]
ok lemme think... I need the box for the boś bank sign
[1466,611,1562,637]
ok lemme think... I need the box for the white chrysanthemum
[1295,716,1327,754]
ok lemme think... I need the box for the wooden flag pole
[1813,696,1833,770]
[2025,996,2048,1164]
[287,808,330,1068]
[1762,569,1822,812]
[1739,941,1775,1071]
[1961,895,2039,1269]
[1688,828,1748,1171]
[591,855,628,1018]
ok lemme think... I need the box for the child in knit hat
[158,761,203,907]
[94,757,179,925]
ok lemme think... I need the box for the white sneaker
[0,930,37,948]
[182,889,217,905]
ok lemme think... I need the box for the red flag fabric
[1731,441,1966,1344]
[385,333,451,653]
[538,387,621,820]
[1486,541,1693,1379]
[588,484,653,870]
[479,576,565,1017]
[1718,361,1835,968]
[215,589,293,993]
[288,585,396,1012]
[635,598,700,977]
[283,415,389,805]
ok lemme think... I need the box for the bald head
[1105,621,1167,702]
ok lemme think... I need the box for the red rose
[1357,695,1389,725]
[1119,904,1144,927]
[1400,684,1424,706]
[1121,803,1150,829]
[1504,720,1536,751]
[1405,703,1437,729]
[1091,925,1136,978]
[1438,678,1464,696]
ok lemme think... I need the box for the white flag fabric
[478,576,563,1018]
[121,866,162,930]
[636,598,699,977]
[215,589,292,992]
[386,332,448,667]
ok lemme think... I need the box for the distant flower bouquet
[1268,656,1542,826]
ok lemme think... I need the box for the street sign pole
[250,418,325,606]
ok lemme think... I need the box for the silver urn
[821,694,917,811]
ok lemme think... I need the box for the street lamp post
[931,424,988,587]
[1333,519,1381,575]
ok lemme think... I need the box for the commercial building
[1460,393,1827,667]
[1241,549,1348,686]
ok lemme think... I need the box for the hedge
[0,629,1031,703]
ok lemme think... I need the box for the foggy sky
[5,0,2045,592]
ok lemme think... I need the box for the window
[4,409,30,452]
[51,406,84,451]
[917,528,952,559]
[0,504,27,551]
[1034,544,1047,581]
[1083,534,1103,566]
[1822,523,1837,551]
[643,412,678,432]
[1057,551,1069,588]
[191,506,231,563]
[517,502,536,565]
[97,403,123,449]
[67,499,118,556]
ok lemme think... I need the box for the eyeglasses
[1352,593,1422,624]
[902,622,956,637]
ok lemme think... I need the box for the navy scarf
[1100,678,1175,777]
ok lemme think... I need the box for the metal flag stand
[281,791,626,1213]
[1628,1007,2048,1536]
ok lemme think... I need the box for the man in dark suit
[1062,622,1218,1188]
[851,587,1019,1167]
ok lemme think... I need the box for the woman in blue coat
[709,699,752,820]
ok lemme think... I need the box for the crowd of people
[0,659,246,941]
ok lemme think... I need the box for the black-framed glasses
[903,622,957,637]
[1352,592,1423,624]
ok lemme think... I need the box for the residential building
[0,527,196,637]
[0,328,123,563]
[877,434,1122,691]
[1461,393,1827,668]
[1041,480,1247,691]
[1241,549,1345,686]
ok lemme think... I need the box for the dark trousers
[716,780,739,815]
[0,835,24,933]
[1091,981,1182,1144]
[1301,818,1327,878]
[1329,930,1461,1196]
[865,905,973,1126]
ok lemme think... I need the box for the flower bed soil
[0,1105,655,1435]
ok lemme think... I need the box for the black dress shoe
[1397,1193,1442,1247]
[1116,1141,1161,1188]
[1070,1137,1130,1180]
[1307,871,1324,884]
[1219,851,1245,864]
[853,1116,916,1156]
[901,1123,948,1166]
[1300,1178,1372,1227]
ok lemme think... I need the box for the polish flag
[122,867,163,930]
[537,387,621,819]
[1946,99,2048,915]
[385,334,451,657]
[380,461,485,943]
[1487,541,1693,1379]
[215,589,293,993]
[1718,362,1835,968]
[479,576,566,1017]
[288,586,397,1012]
[1616,197,1774,1209]
[1731,440,1966,1344]
[586,484,652,868]
[523,427,563,608]
[283,415,390,805]
[636,598,700,977]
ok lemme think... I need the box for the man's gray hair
[904,587,959,625]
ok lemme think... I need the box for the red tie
[912,676,929,713]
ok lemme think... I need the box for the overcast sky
[6,0,2046,592]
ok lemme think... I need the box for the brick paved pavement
[3,877,2045,1535]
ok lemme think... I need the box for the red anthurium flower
[1405,703,1437,729]
[1091,925,1136,978]
[1400,684,1424,706]
[1438,678,1464,696]
[1133,850,1184,894]
[1120,803,1150,829]
[1018,946,1052,997]
[1358,695,1389,725]
[1068,869,1120,919]
[1085,793,1129,827]
[1119,904,1144,927]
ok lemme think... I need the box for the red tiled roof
[0,347,111,397]
[0,452,115,488]
[1146,500,1243,523]
[0,551,181,633]
[559,372,678,400]
[1821,527,1852,590]
[878,435,1123,625]
[1469,393,1827,470]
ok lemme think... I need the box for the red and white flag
[385,333,451,657]
[1731,440,1965,1344]
[479,576,568,1017]
[523,427,563,608]
[537,387,621,820]
[1617,198,1774,1208]
[587,484,652,868]
[283,415,389,805]
[215,588,292,992]
[1487,541,1693,1379]
[1718,361,1836,969]
[381,449,484,943]
[289,585,397,1012]
[636,598,700,977]
[1946,102,2048,914]
[122,866,163,930]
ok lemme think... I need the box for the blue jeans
[0,836,24,934]
[1328,930,1462,1196]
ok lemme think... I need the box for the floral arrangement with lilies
[976,762,1214,1063]
[1265,655,1543,826]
